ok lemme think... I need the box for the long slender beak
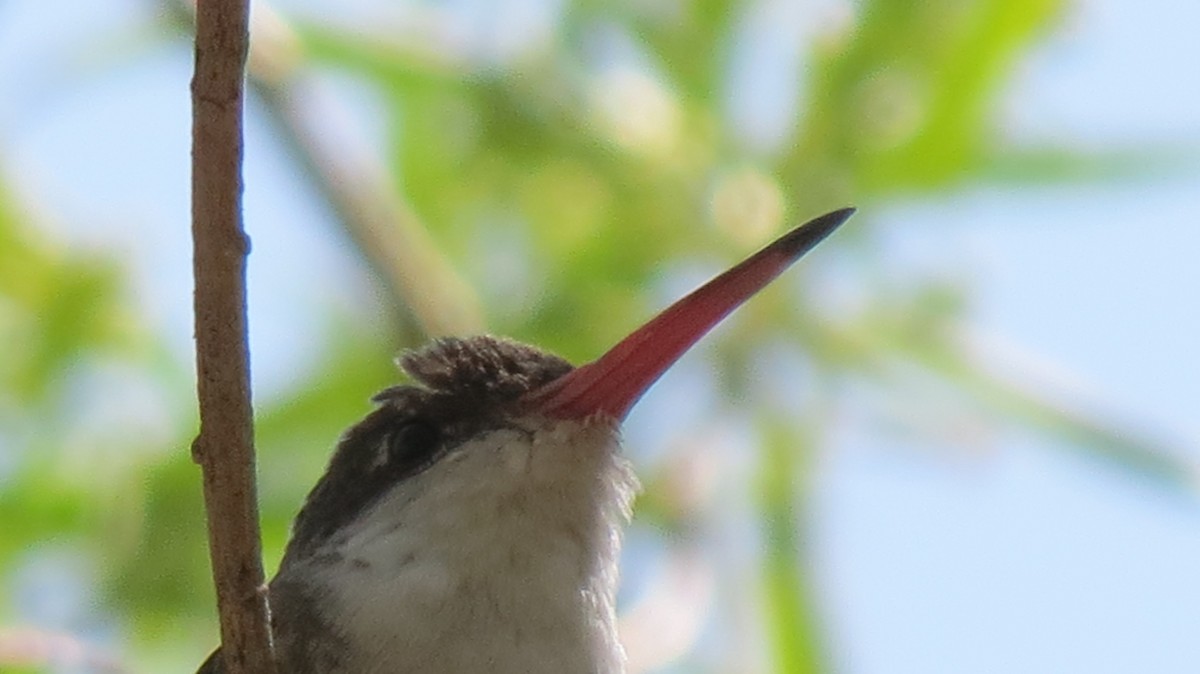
[525,207,855,420]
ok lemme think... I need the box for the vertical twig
[191,0,276,672]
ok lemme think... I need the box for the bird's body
[293,418,634,674]
[198,208,854,674]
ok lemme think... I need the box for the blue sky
[815,1,1200,670]
[1,0,1197,672]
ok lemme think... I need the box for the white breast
[311,419,638,674]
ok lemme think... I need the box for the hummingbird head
[283,335,578,563]
[265,207,854,674]
[277,335,641,673]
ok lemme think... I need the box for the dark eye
[386,420,441,465]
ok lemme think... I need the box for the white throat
[302,418,638,674]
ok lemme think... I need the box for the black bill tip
[775,206,856,260]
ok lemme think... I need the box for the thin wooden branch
[190,0,277,672]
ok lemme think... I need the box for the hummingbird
[197,207,854,674]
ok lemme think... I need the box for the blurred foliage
[0,0,1190,672]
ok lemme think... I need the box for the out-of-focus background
[1,0,1197,672]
